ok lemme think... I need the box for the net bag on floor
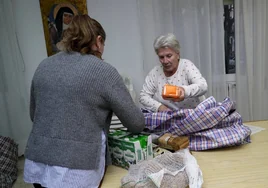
[0,136,18,188]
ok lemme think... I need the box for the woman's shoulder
[179,58,196,68]
[42,52,118,71]
[148,65,163,75]
[69,53,117,71]
[180,58,194,64]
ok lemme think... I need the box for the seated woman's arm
[139,70,164,112]
[181,60,208,98]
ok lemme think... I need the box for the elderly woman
[140,33,208,112]
[24,15,145,188]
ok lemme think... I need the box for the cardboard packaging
[162,84,180,99]
[108,130,153,169]
[158,133,189,151]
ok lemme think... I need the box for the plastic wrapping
[121,148,203,188]
[121,74,136,102]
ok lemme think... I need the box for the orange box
[162,84,180,99]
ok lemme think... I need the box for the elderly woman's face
[157,47,179,74]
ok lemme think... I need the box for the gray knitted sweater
[24,52,145,170]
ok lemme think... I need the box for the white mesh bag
[121,149,203,188]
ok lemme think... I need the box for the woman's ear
[96,35,102,50]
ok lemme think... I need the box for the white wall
[12,0,145,102]
[87,0,144,100]
[12,0,47,99]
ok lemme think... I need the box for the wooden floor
[101,120,268,188]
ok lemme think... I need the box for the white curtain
[235,0,268,121]
[0,0,32,156]
[137,0,227,101]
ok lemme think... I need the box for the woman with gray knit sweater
[23,15,145,188]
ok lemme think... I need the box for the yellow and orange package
[162,84,180,99]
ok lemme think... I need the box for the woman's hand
[173,86,185,102]
[158,105,172,112]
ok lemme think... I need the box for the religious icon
[39,0,88,56]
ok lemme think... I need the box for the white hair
[153,33,180,54]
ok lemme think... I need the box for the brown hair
[59,14,106,58]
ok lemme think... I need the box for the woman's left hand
[173,87,185,102]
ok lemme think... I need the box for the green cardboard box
[108,129,153,169]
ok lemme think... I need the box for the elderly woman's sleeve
[139,70,162,112]
[182,61,208,98]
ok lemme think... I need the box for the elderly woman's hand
[173,86,185,102]
[158,105,172,112]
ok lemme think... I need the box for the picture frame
[39,0,88,56]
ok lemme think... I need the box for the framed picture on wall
[39,0,88,57]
